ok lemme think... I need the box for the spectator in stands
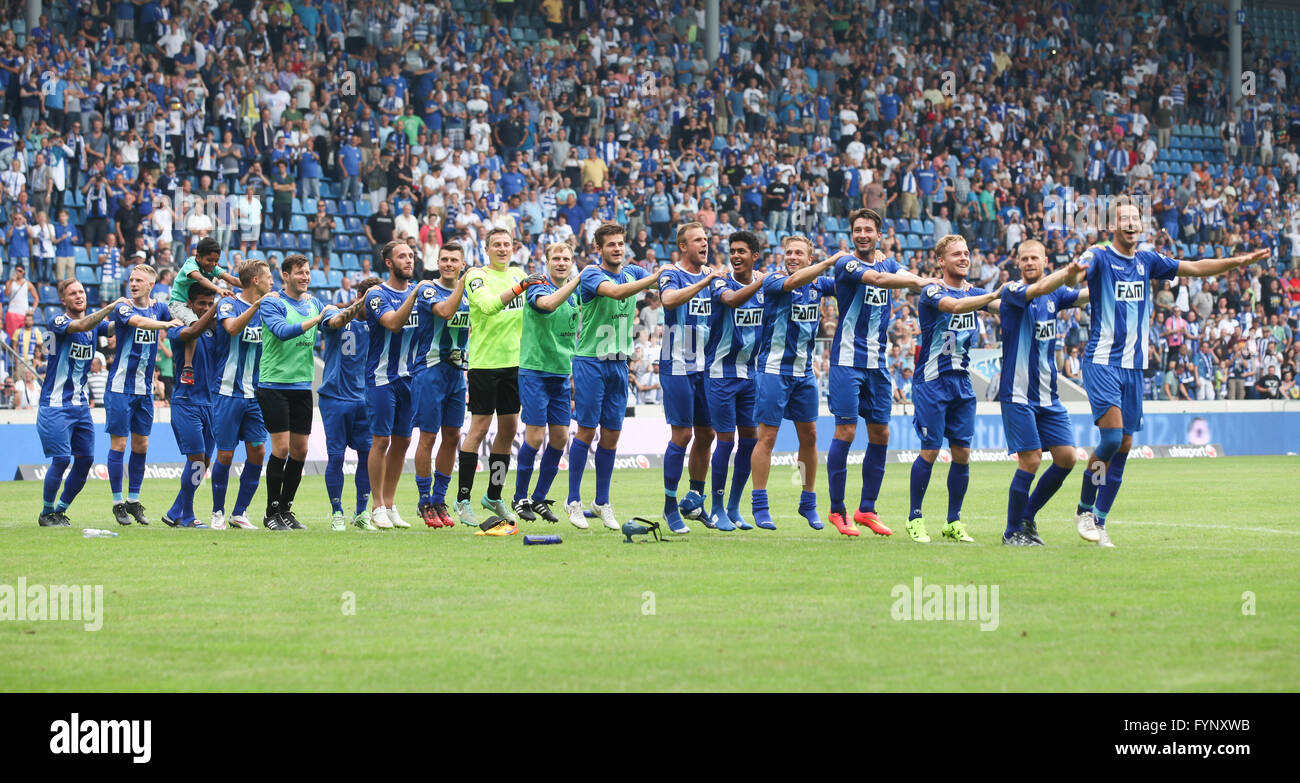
[3,264,37,337]
[237,185,263,253]
[309,200,336,272]
[0,376,15,410]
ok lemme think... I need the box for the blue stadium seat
[262,231,279,249]
[922,219,934,234]
[291,197,303,213]
[301,198,317,215]
[329,252,341,268]
[327,270,343,288]
[309,269,327,288]
[344,217,363,233]
[84,285,100,307]
[75,266,98,285]
[341,253,360,271]
[356,201,372,217]
[335,234,353,251]
[39,284,58,304]
[290,215,308,233]
[74,246,91,266]
[247,251,266,262]
[340,200,355,215]
[324,199,339,215]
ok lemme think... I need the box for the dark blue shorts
[38,405,94,458]
[170,402,216,457]
[519,368,572,427]
[104,391,154,437]
[1082,362,1145,434]
[912,373,976,449]
[319,396,372,454]
[661,371,711,428]
[1000,401,1074,454]
[413,364,467,432]
[706,375,757,433]
[572,357,627,430]
[755,372,819,426]
[828,365,893,425]
[367,376,415,438]
[212,395,268,451]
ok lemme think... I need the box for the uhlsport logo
[49,713,151,764]
[0,578,103,631]
[890,577,999,631]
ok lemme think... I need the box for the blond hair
[934,234,968,259]
[781,234,813,254]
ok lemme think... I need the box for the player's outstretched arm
[430,274,471,319]
[938,285,1002,314]
[863,268,939,291]
[596,265,667,301]
[1023,260,1086,302]
[782,254,837,291]
[325,292,370,329]
[660,267,721,308]
[531,272,582,313]
[221,291,272,335]
[171,299,220,342]
[67,298,127,334]
[719,272,766,308]
[1177,248,1270,278]
[128,313,184,331]
[381,282,427,332]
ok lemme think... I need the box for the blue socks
[178,457,202,523]
[566,438,590,504]
[514,442,538,502]
[326,453,345,514]
[57,455,92,512]
[711,437,734,515]
[1005,468,1035,537]
[232,460,262,517]
[415,473,433,506]
[532,445,562,503]
[1093,452,1128,527]
[44,456,70,512]
[909,456,933,519]
[663,441,686,515]
[594,446,616,506]
[431,470,451,506]
[211,460,230,513]
[947,462,969,522]
[1080,427,1122,513]
[689,479,704,495]
[355,450,372,514]
[1026,462,1070,521]
[728,437,755,512]
[107,448,124,503]
[827,437,850,514]
[127,450,146,501]
[799,489,821,529]
[751,488,772,528]
[860,442,887,513]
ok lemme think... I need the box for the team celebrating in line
[33,204,1268,546]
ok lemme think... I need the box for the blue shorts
[572,356,627,430]
[1000,401,1074,454]
[212,395,268,451]
[828,365,894,425]
[755,372,819,426]
[519,368,572,427]
[103,391,154,437]
[661,371,711,428]
[912,374,976,449]
[170,402,216,457]
[413,364,467,432]
[319,396,372,454]
[37,405,95,458]
[706,376,757,433]
[367,376,414,438]
[1082,362,1145,434]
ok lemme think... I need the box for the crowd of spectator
[0,0,1298,407]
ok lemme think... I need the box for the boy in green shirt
[169,236,240,385]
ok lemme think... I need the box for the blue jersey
[658,265,712,375]
[1081,245,1179,370]
[213,295,263,399]
[39,314,105,408]
[167,321,218,407]
[998,283,1081,405]
[704,274,764,379]
[414,282,469,370]
[830,254,901,369]
[757,273,835,377]
[319,316,368,403]
[917,284,990,382]
[363,283,418,385]
[106,300,171,395]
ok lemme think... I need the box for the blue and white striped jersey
[830,253,900,370]
[319,316,368,403]
[363,283,418,386]
[916,284,990,382]
[414,282,469,370]
[213,296,263,399]
[1081,245,1180,370]
[167,322,217,407]
[107,300,171,395]
[757,273,835,378]
[704,274,764,379]
[39,314,106,408]
[658,265,712,375]
[998,283,1081,406]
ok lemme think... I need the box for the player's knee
[246,445,265,463]
[1018,452,1042,473]
[833,422,857,441]
[1119,434,1133,453]
[867,423,889,443]
[216,451,234,465]
[919,449,939,463]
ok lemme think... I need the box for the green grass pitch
[1,456,1296,692]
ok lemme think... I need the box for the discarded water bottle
[522,534,562,545]
[82,528,119,539]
